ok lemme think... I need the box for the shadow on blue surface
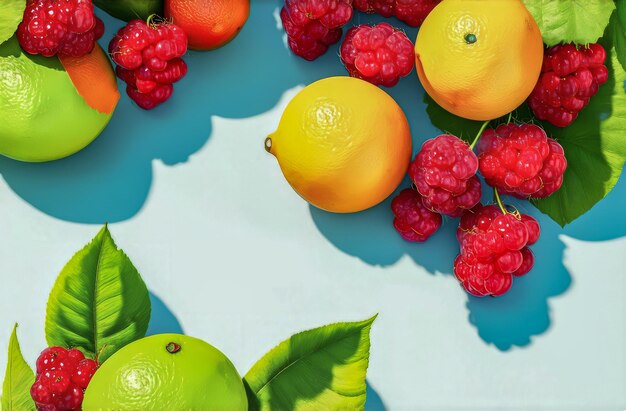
[312,152,626,351]
[365,382,386,411]
[309,12,626,350]
[1,1,625,354]
[0,1,344,223]
[146,292,184,336]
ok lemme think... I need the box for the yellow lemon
[266,77,412,213]
[415,0,543,121]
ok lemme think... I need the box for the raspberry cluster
[340,23,415,87]
[528,43,608,127]
[391,188,442,242]
[477,123,567,198]
[280,0,353,61]
[17,0,104,57]
[454,205,540,297]
[409,134,482,217]
[30,347,98,410]
[109,19,188,110]
[353,0,441,27]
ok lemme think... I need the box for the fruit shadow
[146,292,184,336]
[0,0,345,224]
[365,383,386,411]
[310,70,626,350]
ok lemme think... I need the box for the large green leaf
[243,316,376,411]
[522,0,615,46]
[618,0,626,32]
[1,325,35,411]
[615,1,626,71]
[45,225,151,363]
[532,27,626,225]
[0,0,25,46]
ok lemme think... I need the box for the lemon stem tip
[166,342,181,354]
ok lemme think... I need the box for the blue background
[0,1,625,409]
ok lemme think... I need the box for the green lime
[83,334,248,410]
[0,37,116,162]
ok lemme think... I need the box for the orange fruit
[165,0,250,50]
[415,0,543,121]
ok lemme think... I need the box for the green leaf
[45,225,151,363]
[522,0,615,46]
[243,316,376,411]
[0,0,25,46]
[618,0,626,33]
[2,325,35,411]
[424,94,533,144]
[532,24,626,225]
[93,0,163,22]
[615,2,626,71]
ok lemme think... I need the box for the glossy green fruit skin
[93,0,163,21]
[83,334,248,411]
[0,37,113,162]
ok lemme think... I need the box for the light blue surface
[0,1,625,409]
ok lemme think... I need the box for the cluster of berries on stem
[391,117,566,297]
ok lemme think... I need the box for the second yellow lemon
[415,0,543,121]
[266,77,412,213]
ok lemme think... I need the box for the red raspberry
[409,134,481,217]
[391,188,442,242]
[477,123,567,198]
[528,43,608,127]
[340,23,415,87]
[17,0,104,57]
[31,347,98,411]
[109,19,188,110]
[454,204,539,297]
[353,0,441,27]
[280,0,353,61]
